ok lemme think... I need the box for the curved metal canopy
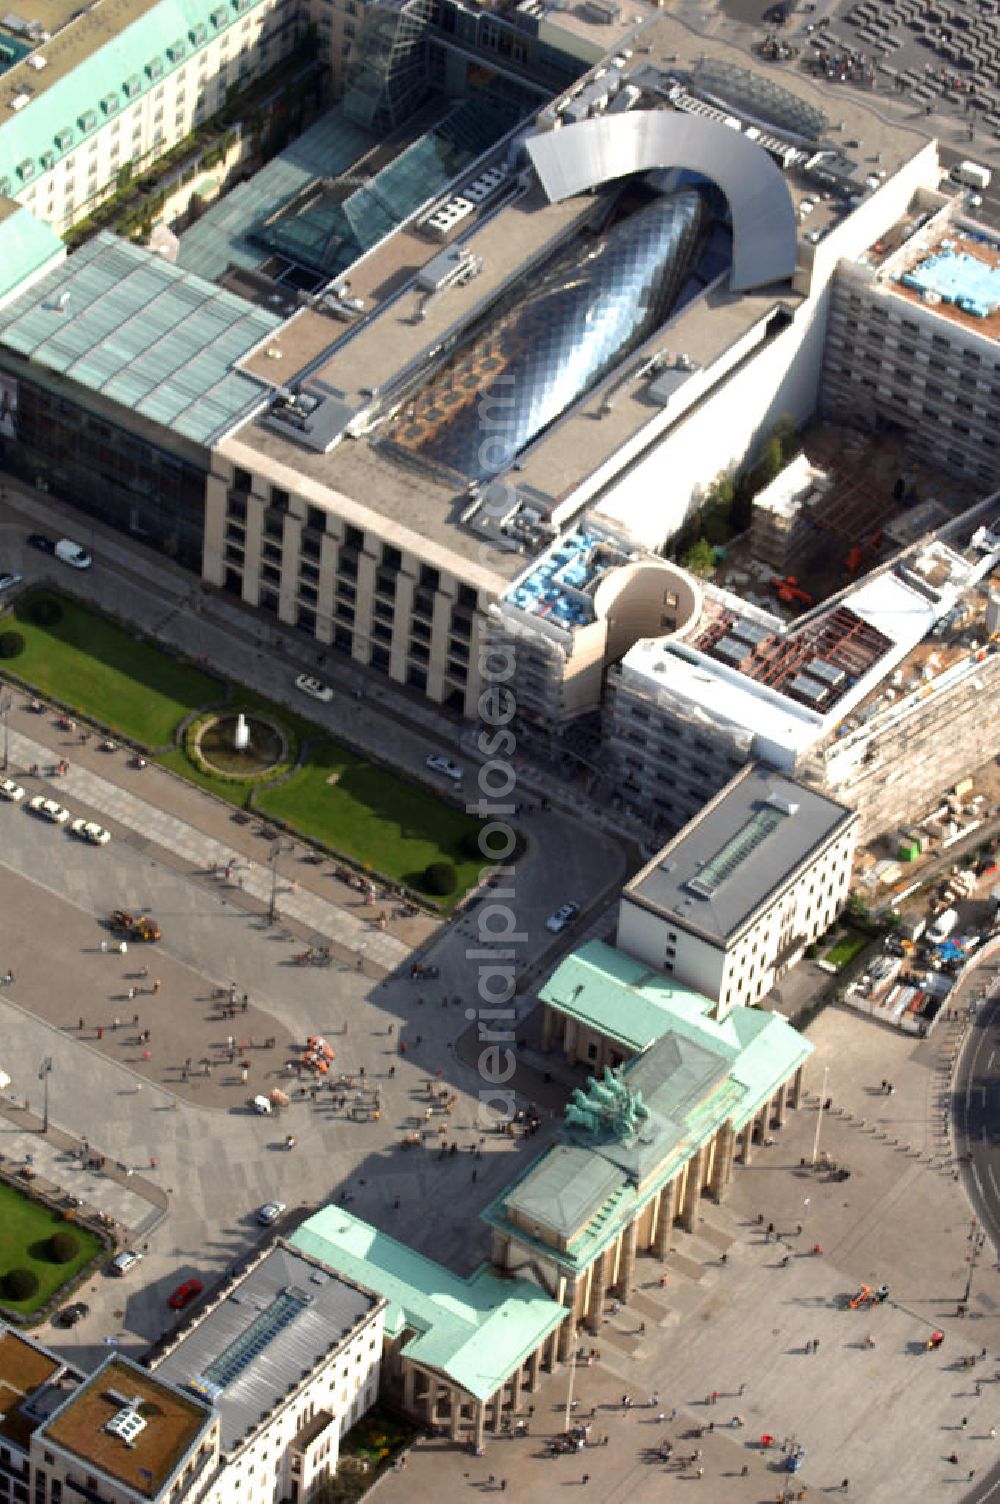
[526,112,799,292]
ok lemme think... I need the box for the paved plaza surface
[2,494,1000,1500]
[375,1004,1000,1504]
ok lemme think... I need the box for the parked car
[71,818,111,846]
[54,1301,90,1327]
[257,1200,287,1226]
[294,673,334,703]
[546,901,581,934]
[28,795,70,824]
[27,533,55,554]
[110,1249,143,1276]
[0,571,23,594]
[54,539,92,569]
[0,778,25,802]
[425,753,463,783]
[168,1277,203,1310]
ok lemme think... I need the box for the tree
[0,631,24,659]
[680,538,716,578]
[49,1229,79,1264]
[422,861,457,896]
[3,1268,39,1301]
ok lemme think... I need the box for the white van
[927,908,958,945]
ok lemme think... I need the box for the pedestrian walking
[812,1338,820,1352]
[153,979,161,994]
[78,1017,85,1032]
[133,1013,139,1026]
[100,940,108,954]
[127,988,134,1002]
[962,1416,969,1429]
[97,1026,104,1040]
[739,1382,747,1397]
[710,1390,718,1405]
[581,1475,589,1485]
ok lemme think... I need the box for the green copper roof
[0,203,64,305]
[487,941,813,1270]
[539,938,717,1051]
[290,1208,565,1402]
[0,231,279,444]
[0,0,272,191]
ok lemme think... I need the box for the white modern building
[822,189,1000,492]
[150,1240,385,1504]
[616,763,858,1012]
[0,0,303,238]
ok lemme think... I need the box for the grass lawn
[824,929,871,971]
[0,1181,103,1318]
[256,741,485,906]
[5,591,222,746]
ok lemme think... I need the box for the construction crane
[770,575,814,608]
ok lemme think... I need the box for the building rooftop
[0,1328,77,1450]
[539,937,718,1051]
[617,556,949,766]
[489,939,812,1262]
[0,0,275,186]
[175,108,376,286]
[290,1209,566,1403]
[0,233,279,446]
[623,764,855,945]
[41,1358,213,1500]
[151,1242,378,1454]
[0,204,63,306]
[889,224,1000,336]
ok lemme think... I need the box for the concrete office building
[0,9,979,735]
[0,0,302,239]
[150,1240,384,1504]
[615,765,858,1012]
[0,1244,383,1504]
[822,189,1000,492]
[0,1328,84,1504]
[605,497,1000,840]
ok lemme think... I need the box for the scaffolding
[343,0,433,135]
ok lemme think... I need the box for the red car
[168,1278,203,1310]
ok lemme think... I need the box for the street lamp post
[964,1220,986,1307]
[0,690,11,773]
[38,1057,53,1134]
[268,840,290,924]
[811,1065,830,1167]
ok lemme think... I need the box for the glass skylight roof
[383,188,709,483]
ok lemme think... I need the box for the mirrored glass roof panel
[382,188,709,484]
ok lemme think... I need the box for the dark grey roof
[623,765,854,945]
[152,1243,376,1454]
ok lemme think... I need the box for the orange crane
[846,527,883,575]
[770,575,814,608]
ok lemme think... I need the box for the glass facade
[383,188,710,483]
[256,92,525,279]
[0,377,206,571]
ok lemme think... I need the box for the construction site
[736,421,979,612]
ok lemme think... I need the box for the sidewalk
[1,480,652,852]
[4,715,418,976]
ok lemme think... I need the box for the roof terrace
[42,1359,213,1500]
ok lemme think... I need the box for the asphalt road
[955,965,1000,1252]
